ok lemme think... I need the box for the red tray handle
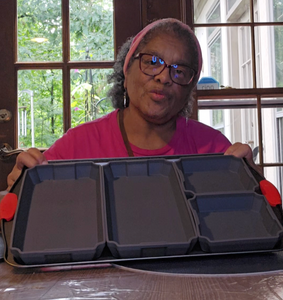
[259,179,282,207]
[0,193,18,221]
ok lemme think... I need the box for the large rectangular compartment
[103,159,198,258]
[10,162,106,265]
[189,192,283,252]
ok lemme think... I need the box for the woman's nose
[153,66,173,85]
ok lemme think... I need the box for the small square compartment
[189,193,283,252]
[176,155,258,193]
[10,162,105,264]
[103,159,198,258]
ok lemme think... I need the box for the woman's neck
[119,107,177,150]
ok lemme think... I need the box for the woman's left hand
[224,142,262,175]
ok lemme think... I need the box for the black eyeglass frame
[134,52,196,86]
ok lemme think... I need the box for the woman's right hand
[7,148,48,191]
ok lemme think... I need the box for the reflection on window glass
[227,0,237,12]
[209,34,222,85]
[18,70,63,148]
[207,2,220,37]
[240,26,252,88]
[212,110,224,131]
[198,106,258,155]
[255,0,283,22]
[195,0,250,23]
[262,107,283,164]
[71,69,114,127]
[196,26,253,89]
[275,26,283,87]
[70,0,114,61]
[255,25,283,88]
[274,0,283,21]
[17,0,62,62]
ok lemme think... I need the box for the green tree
[17,0,114,148]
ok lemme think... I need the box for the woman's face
[124,33,194,125]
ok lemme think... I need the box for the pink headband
[123,18,203,83]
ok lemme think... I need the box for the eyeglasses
[134,53,196,86]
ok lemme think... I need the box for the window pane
[70,0,114,61]
[195,26,253,88]
[71,68,114,127]
[18,70,63,148]
[194,0,251,23]
[17,0,62,62]
[198,100,259,161]
[254,0,283,22]
[255,26,283,88]
[262,107,283,163]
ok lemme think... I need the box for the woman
[6,18,256,190]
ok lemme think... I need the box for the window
[194,0,283,193]
[17,0,114,148]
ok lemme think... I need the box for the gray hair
[107,21,201,117]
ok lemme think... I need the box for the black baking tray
[2,154,283,268]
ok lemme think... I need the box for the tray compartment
[176,156,258,193]
[10,162,105,264]
[103,159,198,258]
[189,192,283,252]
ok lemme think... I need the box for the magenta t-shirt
[44,109,231,160]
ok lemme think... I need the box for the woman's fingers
[224,142,262,175]
[224,142,253,160]
[6,148,47,191]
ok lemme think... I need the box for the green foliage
[17,0,114,148]
[70,68,113,127]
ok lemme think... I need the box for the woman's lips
[149,90,168,101]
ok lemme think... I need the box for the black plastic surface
[103,159,198,258]
[189,192,283,252]
[176,156,258,193]
[10,162,105,264]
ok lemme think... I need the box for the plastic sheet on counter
[1,262,283,299]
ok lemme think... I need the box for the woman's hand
[7,148,48,191]
[224,142,262,175]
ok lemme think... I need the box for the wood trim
[197,88,283,99]
[0,0,17,148]
[62,0,70,131]
[113,0,142,55]
[15,61,115,69]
